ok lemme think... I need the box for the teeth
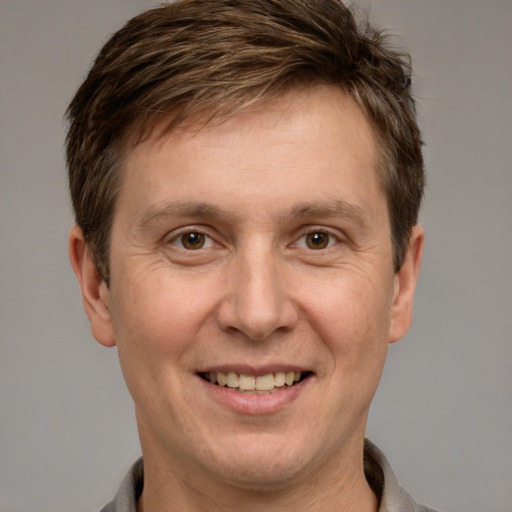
[226,372,238,388]
[207,371,305,392]
[255,374,274,391]
[274,372,285,387]
[238,374,256,391]
[217,372,227,387]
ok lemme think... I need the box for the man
[66,0,436,510]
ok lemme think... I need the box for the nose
[216,245,298,341]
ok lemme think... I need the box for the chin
[197,433,320,491]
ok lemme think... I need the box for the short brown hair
[66,0,424,285]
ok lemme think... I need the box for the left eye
[172,231,215,250]
[296,231,337,250]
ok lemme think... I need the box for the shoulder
[364,439,440,512]
[99,458,144,512]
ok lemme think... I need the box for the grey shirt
[100,439,438,512]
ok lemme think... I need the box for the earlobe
[389,225,424,344]
[68,225,116,347]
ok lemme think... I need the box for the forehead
[129,85,378,162]
[118,86,385,225]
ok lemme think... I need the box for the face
[72,86,423,493]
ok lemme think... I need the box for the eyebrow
[290,199,369,227]
[138,197,369,229]
[138,201,238,229]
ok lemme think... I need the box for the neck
[137,437,379,512]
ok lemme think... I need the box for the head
[66,0,425,504]
[66,0,424,287]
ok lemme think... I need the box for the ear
[68,225,116,347]
[389,225,425,344]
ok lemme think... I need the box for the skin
[70,86,423,512]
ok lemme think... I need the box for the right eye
[171,231,215,250]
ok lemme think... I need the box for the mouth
[198,371,313,394]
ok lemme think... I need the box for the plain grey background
[0,1,511,511]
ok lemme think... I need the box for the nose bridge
[217,238,297,340]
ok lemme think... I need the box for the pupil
[182,232,204,249]
[307,232,328,249]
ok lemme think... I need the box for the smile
[199,371,312,393]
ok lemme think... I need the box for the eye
[172,231,215,250]
[296,230,337,250]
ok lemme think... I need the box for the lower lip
[198,376,311,415]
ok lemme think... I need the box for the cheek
[109,270,217,364]
[108,272,217,418]
[305,271,393,371]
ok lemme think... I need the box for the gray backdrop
[0,1,511,511]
